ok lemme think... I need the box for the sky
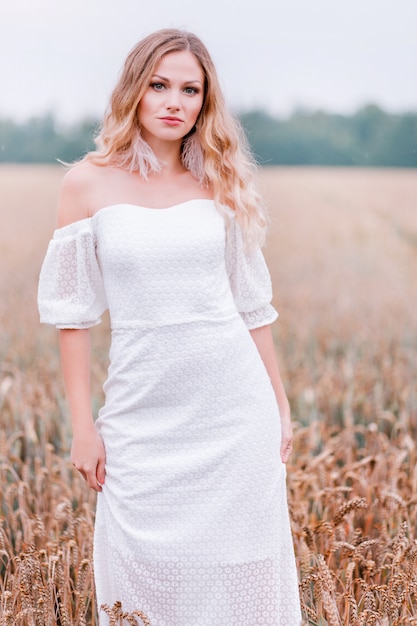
[1,0,416,123]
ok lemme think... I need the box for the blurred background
[1,1,417,623]
[1,0,416,165]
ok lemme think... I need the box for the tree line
[0,105,416,166]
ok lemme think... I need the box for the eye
[183,86,199,95]
[150,82,166,91]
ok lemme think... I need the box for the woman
[38,28,301,625]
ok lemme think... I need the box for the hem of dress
[241,309,279,330]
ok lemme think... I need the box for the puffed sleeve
[225,217,278,330]
[38,219,108,329]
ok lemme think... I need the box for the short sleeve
[225,217,278,330]
[38,219,108,329]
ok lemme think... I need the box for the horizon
[2,101,416,128]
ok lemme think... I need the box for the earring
[181,132,205,184]
[130,133,163,179]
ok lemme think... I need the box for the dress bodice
[95,200,236,327]
[38,200,277,330]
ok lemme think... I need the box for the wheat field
[0,164,416,625]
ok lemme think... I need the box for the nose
[165,89,181,110]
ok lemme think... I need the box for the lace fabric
[38,202,277,331]
[38,200,301,625]
[38,220,107,328]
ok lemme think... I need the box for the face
[138,50,205,147]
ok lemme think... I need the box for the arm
[249,324,293,463]
[57,164,105,492]
[60,329,106,491]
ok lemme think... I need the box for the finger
[73,461,102,492]
[281,441,292,463]
[96,457,106,486]
[86,469,102,492]
[77,464,102,492]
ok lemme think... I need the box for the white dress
[38,199,301,626]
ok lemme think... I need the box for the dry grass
[0,164,416,624]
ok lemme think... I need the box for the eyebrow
[152,74,203,85]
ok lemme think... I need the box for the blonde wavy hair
[84,28,268,248]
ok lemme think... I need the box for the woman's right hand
[71,425,106,492]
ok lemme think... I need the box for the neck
[146,136,185,175]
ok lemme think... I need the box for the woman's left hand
[280,415,293,463]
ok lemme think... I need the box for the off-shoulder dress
[38,199,301,625]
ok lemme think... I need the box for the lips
[159,116,184,126]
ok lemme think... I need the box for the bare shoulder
[57,161,104,228]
